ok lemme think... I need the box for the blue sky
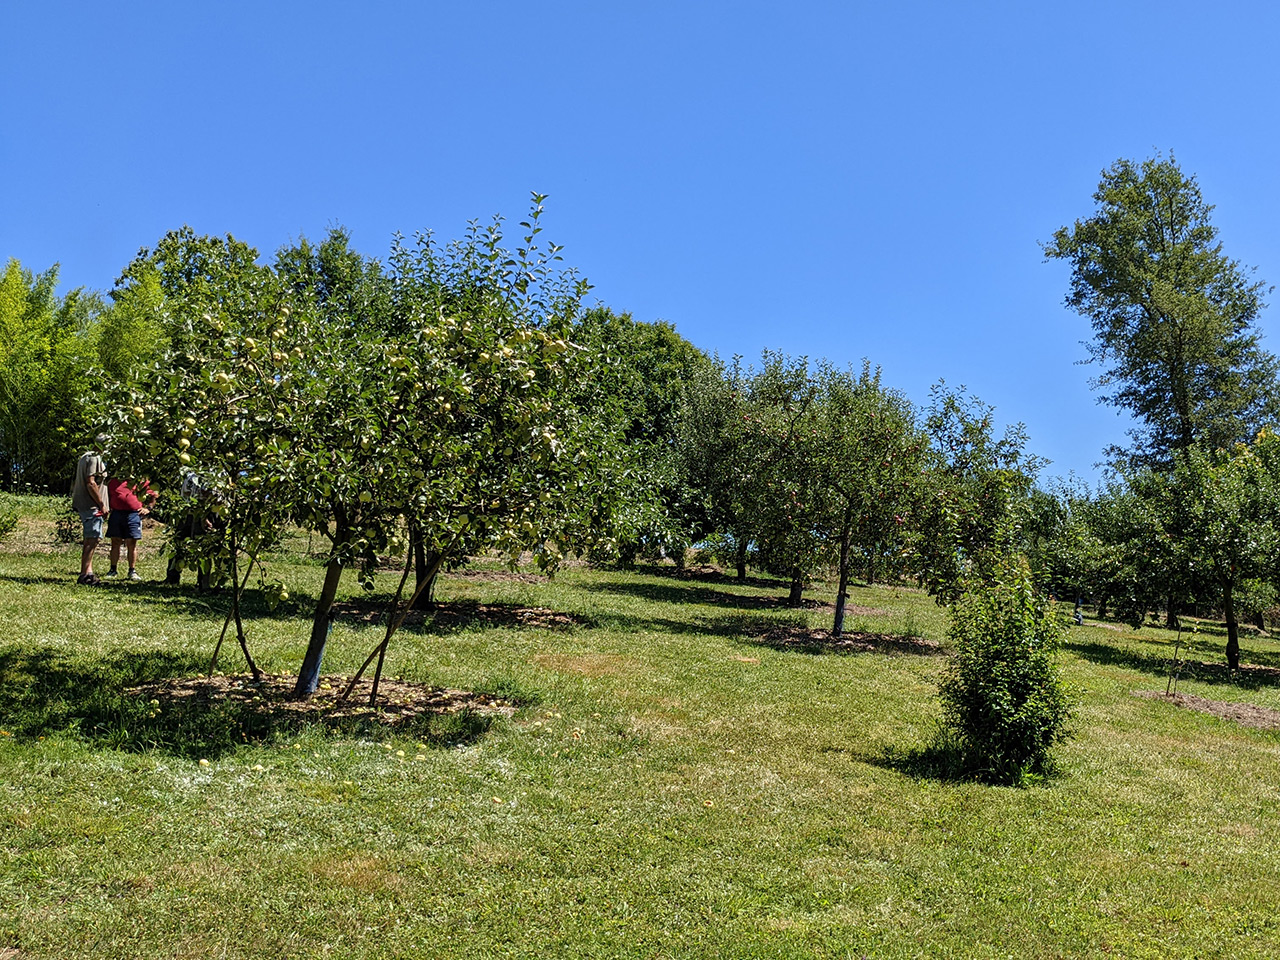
[6,2,1280,483]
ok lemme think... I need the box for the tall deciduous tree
[1045,154,1279,471]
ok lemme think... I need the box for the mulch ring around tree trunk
[1132,690,1280,730]
[127,673,516,726]
[754,624,943,656]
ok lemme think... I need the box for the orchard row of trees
[7,152,1277,778]
[4,194,1051,711]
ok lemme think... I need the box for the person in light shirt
[72,448,109,585]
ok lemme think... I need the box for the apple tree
[100,231,309,676]
[284,201,626,698]
[800,362,925,634]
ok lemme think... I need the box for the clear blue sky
[6,1,1280,484]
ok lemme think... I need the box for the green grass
[3,499,1280,958]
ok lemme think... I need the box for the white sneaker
[128,569,142,581]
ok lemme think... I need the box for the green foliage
[677,357,764,575]
[1045,154,1279,471]
[0,510,15,542]
[101,200,631,696]
[938,554,1072,783]
[913,383,1044,603]
[96,267,167,380]
[571,306,712,561]
[0,258,105,490]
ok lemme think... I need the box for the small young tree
[938,552,1072,783]
[1174,437,1280,670]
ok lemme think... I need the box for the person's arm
[86,462,108,514]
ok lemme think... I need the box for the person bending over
[105,475,153,580]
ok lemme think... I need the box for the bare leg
[126,539,139,571]
[110,538,123,571]
[81,538,100,576]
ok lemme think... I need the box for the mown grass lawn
[3,494,1280,959]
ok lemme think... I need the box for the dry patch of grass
[309,855,409,894]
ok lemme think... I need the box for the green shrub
[938,555,1071,783]
[0,511,15,543]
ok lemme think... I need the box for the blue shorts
[107,510,143,540]
[79,508,104,540]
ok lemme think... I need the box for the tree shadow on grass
[1065,640,1280,690]
[331,597,592,634]
[631,563,790,591]
[852,739,1060,787]
[0,645,500,760]
[586,609,798,638]
[584,578,826,611]
[742,625,943,658]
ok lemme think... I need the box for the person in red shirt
[105,476,153,581]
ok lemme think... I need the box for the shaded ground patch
[1133,690,1280,730]
[747,624,943,656]
[331,598,585,632]
[641,563,788,591]
[587,579,827,611]
[1067,641,1280,689]
[0,646,513,759]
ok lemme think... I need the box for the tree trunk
[1224,582,1240,671]
[735,538,748,581]
[787,569,803,607]
[1165,590,1178,630]
[295,556,345,698]
[832,525,852,637]
[410,524,439,611]
[227,539,260,680]
[673,545,686,573]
